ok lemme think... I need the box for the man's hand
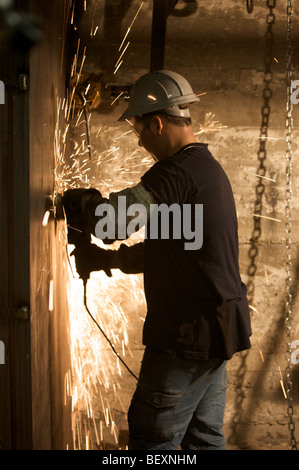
[62,188,104,244]
[70,240,145,280]
[70,241,114,279]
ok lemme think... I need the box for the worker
[64,70,252,450]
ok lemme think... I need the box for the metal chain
[246,0,254,14]
[247,0,275,302]
[284,0,297,451]
[228,1,275,447]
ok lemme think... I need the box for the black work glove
[70,240,114,279]
[62,188,104,245]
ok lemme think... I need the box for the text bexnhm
[101,454,197,466]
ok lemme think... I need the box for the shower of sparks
[253,173,277,183]
[279,367,287,399]
[51,0,156,450]
[113,60,124,75]
[54,35,151,447]
[195,112,228,135]
[252,213,281,223]
[111,92,124,106]
[118,2,144,52]
[90,91,100,110]
[114,41,130,71]
[249,304,259,315]
[112,2,144,76]
[71,1,75,25]
[54,0,226,450]
[258,136,278,140]
[66,256,146,449]
[55,106,150,448]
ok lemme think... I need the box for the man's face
[130,116,163,161]
[130,118,150,144]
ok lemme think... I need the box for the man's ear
[152,115,164,135]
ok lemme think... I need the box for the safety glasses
[126,119,150,139]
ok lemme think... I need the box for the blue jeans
[128,347,227,450]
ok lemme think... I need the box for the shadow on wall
[228,256,299,450]
[227,2,299,449]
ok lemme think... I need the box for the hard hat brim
[118,96,199,122]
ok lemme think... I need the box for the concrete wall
[0,0,73,450]
[63,0,299,450]
[29,0,73,449]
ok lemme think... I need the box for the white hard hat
[118,70,199,121]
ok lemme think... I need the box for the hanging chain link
[246,0,297,450]
[246,0,254,14]
[247,0,275,301]
[284,0,297,451]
